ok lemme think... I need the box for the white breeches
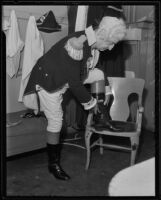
[84,68,104,84]
[38,84,68,133]
[38,68,104,133]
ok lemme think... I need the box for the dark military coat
[24,31,108,104]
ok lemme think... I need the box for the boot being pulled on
[93,102,122,132]
[47,143,70,180]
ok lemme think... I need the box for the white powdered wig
[98,16,127,42]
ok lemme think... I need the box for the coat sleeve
[63,36,97,109]
[64,54,97,109]
[96,62,109,86]
[66,56,91,103]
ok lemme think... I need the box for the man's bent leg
[83,68,104,84]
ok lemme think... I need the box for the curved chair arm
[136,105,144,131]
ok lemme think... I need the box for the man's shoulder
[68,34,86,50]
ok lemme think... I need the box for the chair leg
[99,136,103,155]
[130,136,139,166]
[85,129,93,170]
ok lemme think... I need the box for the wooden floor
[5,129,156,197]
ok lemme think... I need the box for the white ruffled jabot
[64,40,83,61]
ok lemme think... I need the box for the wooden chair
[85,77,145,170]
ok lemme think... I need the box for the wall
[123,6,155,131]
[135,6,154,21]
[3,5,68,113]
[123,5,154,23]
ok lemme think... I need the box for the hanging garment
[75,6,89,31]
[2,18,10,31]
[6,10,24,78]
[18,15,44,112]
[86,6,105,27]
[67,6,78,34]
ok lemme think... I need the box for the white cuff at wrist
[82,97,97,110]
[105,91,113,95]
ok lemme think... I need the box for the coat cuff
[81,97,97,110]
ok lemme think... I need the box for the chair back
[108,77,145,121]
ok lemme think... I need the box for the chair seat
[91,120,137,132]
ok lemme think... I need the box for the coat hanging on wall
[86,5,105,27]
[67,6,78,34]
[18,15,44,113]
[36,10,61,33]
[5,10,24,78]
[86,5,125,27]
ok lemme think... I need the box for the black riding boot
[93,93,121,131]
[47,143,70,180]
